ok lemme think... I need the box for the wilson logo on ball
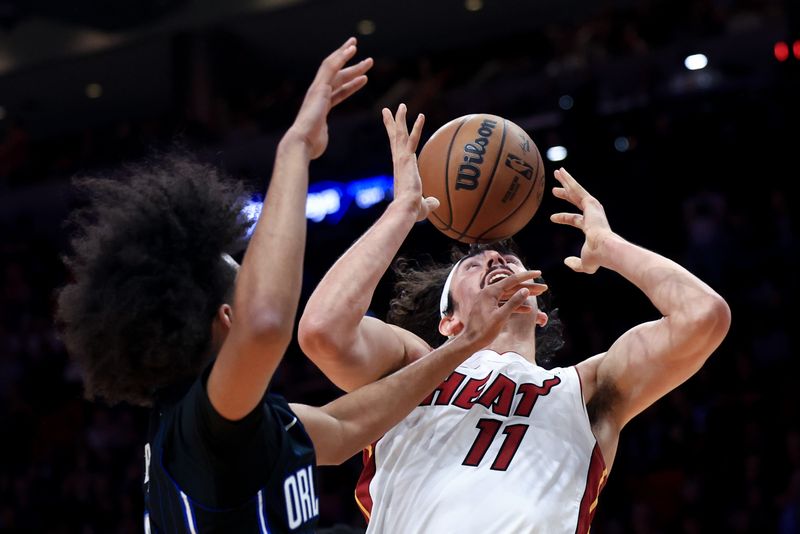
[418,113,545,244]
[455,119,498,191]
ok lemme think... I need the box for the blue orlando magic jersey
[143,367,319,533]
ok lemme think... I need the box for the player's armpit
[592,302,729,430]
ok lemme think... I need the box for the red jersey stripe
[575,443,608,534]
[355,442,377,522]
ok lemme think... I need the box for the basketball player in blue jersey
[298,105,732,533]
[55,39,540,533]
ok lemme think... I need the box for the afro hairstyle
[56,150,252,406]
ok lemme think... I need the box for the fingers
[564,256,583,272]
[495,288,531,319]
[489,270,541,294]
[408,112,425,152]
[553,167,580,188]
[382,107,397,152]
[552,167,568,185]
[332,57,373,90]
[551,185,582,211]
[383,103,424,154]
[499,280,547,300]
[550,212,584,229]
[423,196,440,211]
[330,74,368,107]
[552,167,590,201]
[391,104,410,148]
[338,36,357,51]
[382,107,394,128]
[313,37,358,86]
[395,103,408,133]
[487,271,546,307]
[417,196,441,222]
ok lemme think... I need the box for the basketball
[418,113,545,244]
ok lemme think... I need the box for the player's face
[450,250,535,319]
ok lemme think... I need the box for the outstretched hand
[288,37,373,159]
[549,167,614,274]
[382,103,440,221]
[460,270,547,347]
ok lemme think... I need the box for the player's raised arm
[299,104,438,392]
[551,168,731,436]
[208,38,373,420]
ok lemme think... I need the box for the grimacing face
[439,249,548,337]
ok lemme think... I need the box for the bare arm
[207,38,373,420]
[298,104,440,391]
[293,271,537,465]
[553,168,731,431]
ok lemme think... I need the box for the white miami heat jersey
[356,349,607,534]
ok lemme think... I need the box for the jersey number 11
[462,419,529,471]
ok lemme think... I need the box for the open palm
[291,37,373,159]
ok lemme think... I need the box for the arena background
[1,0,798,531]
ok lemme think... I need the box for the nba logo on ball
[418,113,545,244]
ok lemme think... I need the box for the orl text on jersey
[284,465,319,529]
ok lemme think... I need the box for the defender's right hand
[286,37,373,159]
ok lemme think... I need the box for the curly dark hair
[387,239,564,365]
[55,150,252,406]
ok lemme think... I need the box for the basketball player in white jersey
[298,105,731,533]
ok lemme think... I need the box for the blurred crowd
[0,0,787,192]
[1,0,798,531]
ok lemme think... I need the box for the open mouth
[483,269,514,288]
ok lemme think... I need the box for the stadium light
[546,146,568,162]
[684,54,708,71]
[243,175,394,232]
[775,41,789,62]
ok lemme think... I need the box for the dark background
[1,0,798,531]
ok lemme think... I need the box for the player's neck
[485,323,536,363]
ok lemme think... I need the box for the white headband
[439,259,463,318]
